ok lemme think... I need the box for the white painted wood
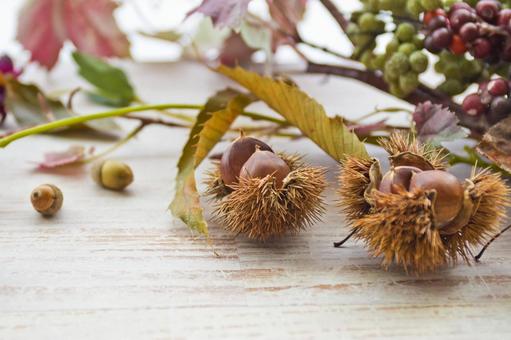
[1,61,510,339]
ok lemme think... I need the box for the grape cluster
[424,1,511,62]
[462,77,511,124]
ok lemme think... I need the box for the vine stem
[0,104,201,148]
[474,224,511,262]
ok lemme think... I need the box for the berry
[462,93,487,116]
[398,42,417,55]
[431,28,453,49]
[396,23,416,42]
[427,15,448,31]
[488,96,511,124]
[459,22,479,43]
[425,36,442,53]
[420,0,442,11]
[475,0,501,23]
[399,72,419,94]
[450,9,476,31]
[409,51,429,72]
[449,2,473,13]
[472,38,492,58]
[449,34,467,55]
[487,78,509,96]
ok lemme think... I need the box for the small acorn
[338,131,510,274]
[31,184,63,216]
[239,149,291,189]
[205,134,326,241]
[220,131,273,186]
[92,160,133,191]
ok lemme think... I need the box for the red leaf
[37,145,94,169]
[16,0,65,69]
[188,0,252,29]
[219,33,255,66]
[477,116,511,173]
[413,101,467,144]
[63,0,130,58]
[16,0,129,70]
[268,0,307,49]
[347,119,387,136]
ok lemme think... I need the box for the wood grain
[1,62,510,339]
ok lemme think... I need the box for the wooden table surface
[1,62,510,339]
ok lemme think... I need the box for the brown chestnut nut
[379,166,423,194]
[31,184,63,216]
[409,170,464,227]
[220,133,273,186]
[239,150,291,188]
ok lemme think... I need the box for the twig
[305,62,486,137]
[82,123,146,163]
[334,229,357,248]
[319,0,350,33]
[474,224,511,262]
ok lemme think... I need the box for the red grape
[427,15,448,31]
[459,22,479,43]
[450,9,476,31]
[476,0,501,23]
[472,38,492,58]
[487,78,509,96]
[488,96,511,124]
[498,8,511,28]
[462,93,487,116]
[449,2,473,14]
[431,28,453,49]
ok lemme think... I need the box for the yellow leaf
[217,65,369,161]
[170,88,255,235]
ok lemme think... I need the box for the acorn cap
[31,184,63,216]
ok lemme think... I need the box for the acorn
[220,131,273,187]
[205,135,326,241]
[31,184,63,216]
[239,149,291,189]
[338,131,510,274]
[92,160,133,191]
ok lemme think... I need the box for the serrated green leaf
[170,88,255,235]
[72,52,135,107]
[216,66,368,161]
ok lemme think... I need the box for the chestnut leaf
[216,65,368,161]
[170,89,255,235]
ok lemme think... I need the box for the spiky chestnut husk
[338,132,510,274]
[205,153,327,241]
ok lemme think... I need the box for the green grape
[385,38,400,56]
[460,59,482,79]
[406,0,424,17]
[396,23,416,43]
[360,51,376,69]
[437,79,464,95]
[399,72,419,94]
[413,35,424,49]
[390,82,407,98]
[409,51,429,72]
[398,43,417,55]
[371,54,387,70]
[358,13,383,32]
[385,52,410,76]
[443,63,462,79]
[420,0,442,11]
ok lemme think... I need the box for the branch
[319,0,350,32]
[305,62,486,138]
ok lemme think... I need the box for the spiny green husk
[206,154,327,241]
[338,132,510,274]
